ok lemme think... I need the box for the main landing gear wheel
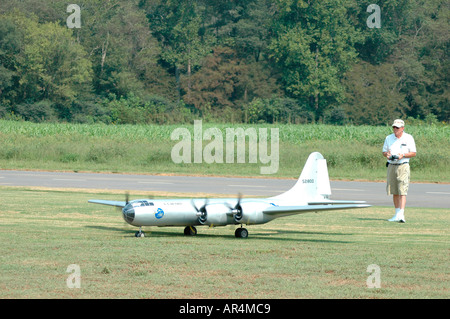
[184,226,197,236]
[235,227,248,238]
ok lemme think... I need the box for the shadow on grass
[86,225,354,243]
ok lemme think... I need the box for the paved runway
[0,170,448,208]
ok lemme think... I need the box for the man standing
[382,119,417,223]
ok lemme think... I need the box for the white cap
[392,119,404,127]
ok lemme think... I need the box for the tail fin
[271,152,331,203]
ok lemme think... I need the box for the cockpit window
[132,200,154,207]
[132,201,145,207]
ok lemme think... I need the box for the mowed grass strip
[0,188,448,298]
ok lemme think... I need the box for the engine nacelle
[234,202,268,225]
[199,203,230,226]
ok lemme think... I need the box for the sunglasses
[392,126,402,129]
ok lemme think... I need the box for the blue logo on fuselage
[155,208,164,219]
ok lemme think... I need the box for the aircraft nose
[122,204,135,224]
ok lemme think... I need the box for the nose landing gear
[135,227,145,237]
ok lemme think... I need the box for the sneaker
[388,216,400,222]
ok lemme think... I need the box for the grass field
[0,187,448,299]
[0,120,449,182]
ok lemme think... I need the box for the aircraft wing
[88,200,127,208]
[263,203,371,215]
[308,200,368,205]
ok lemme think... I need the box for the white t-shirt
[382,132,416,164]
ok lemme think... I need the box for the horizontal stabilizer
[263,204,371,215]
[88,200,126,208]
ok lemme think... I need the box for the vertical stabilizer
[270,152,332,203]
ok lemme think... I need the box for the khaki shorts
[386,163,410,195]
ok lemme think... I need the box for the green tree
[20,21,92,103]
[391,0,449,122]
[218,0,274,62]
[146,0,213,101]
[0,14,22,106]
[355,0,449,122]
[341,61,407,125]
[185,47,241,111]
[78,0,168,99]
[355,0,412,64]
[1,12,93,120]
[1,0,446,125]
[270,0,363,121]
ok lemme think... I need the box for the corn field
[0,120,448,182]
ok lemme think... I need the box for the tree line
[0,0,448,125]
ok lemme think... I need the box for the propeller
[191,198,208,224]
[119,192,132,225]
[226,193,243,222]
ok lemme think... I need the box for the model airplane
[89,152,370,238]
